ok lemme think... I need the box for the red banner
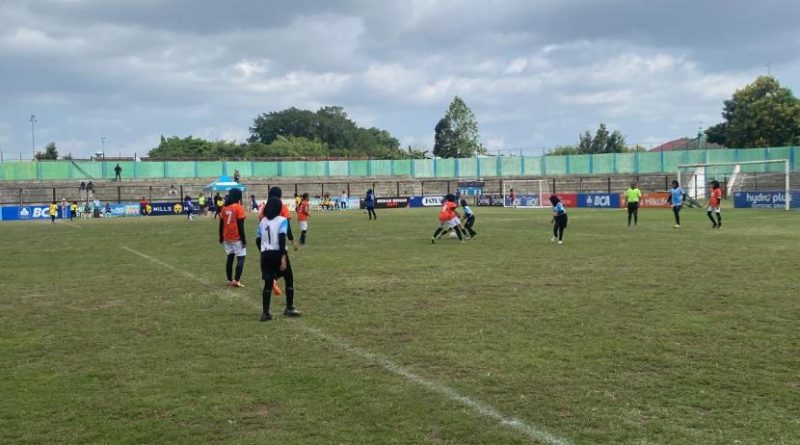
[557,193,578,207]
[641,192,671,208]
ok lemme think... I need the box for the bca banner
[1,206,54,221]
[578,193,620,208]
[733,191,799,209]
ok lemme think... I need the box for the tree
[433,118,456,158]
[34,142,58,160]
[590,123,609,153]
[606,130,627,153]
[247,106,403,158]
[705,76,800,147]
[434,97,485,158]
[704,122,728,145]
[577,131,592,154]
[547,145,579,156]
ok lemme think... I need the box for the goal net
[502,179,550,208]
[678,159,795,211]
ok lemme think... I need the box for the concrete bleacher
[2,172,796,206]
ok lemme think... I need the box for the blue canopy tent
[205,175,247,192]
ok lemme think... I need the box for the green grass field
[2,206,799,445]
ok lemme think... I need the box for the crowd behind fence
[0,147,798,182]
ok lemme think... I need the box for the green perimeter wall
[2,147,798,181]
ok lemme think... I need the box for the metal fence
[1,147,798,181]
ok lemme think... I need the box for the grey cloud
[0,0,798,158]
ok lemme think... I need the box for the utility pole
[101,136,106,159]
[29,114,37,160]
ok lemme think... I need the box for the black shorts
[627,202,639,212]
[555,213,568,228]
[260,250,290,281]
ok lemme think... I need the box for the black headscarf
[264,196,283,219]
[549,195,560,206]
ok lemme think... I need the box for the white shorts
[439,217,460,228]
[223,241,246,257]
[299,221,308,231]
[707,206,720,213]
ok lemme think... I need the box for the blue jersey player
[667,180,686,228]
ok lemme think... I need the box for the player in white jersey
[257,197,301,321]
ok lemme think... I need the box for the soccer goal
[502,179,550,208]
[677,159,793,211]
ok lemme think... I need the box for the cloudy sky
[1,0,798,159]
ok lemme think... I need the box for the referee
[625,182,642,226]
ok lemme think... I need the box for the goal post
[501,179,549,208]
[677,159,792,211]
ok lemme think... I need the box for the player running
[707,180,723,228]
[219,188,247,288]
[667,180,686,228]
[49,201,58,223]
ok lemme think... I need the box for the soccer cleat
[260,313,272,322]
[558,240,563,245]
[712,223,718,228]
[284,308,302,317]
[227,280,235,287]
[272,280,283,296]
[431,237,436,244]
[550,236,556,242]
[674,224,681,228]
[231,281,245,288]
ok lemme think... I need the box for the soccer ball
[449,231,458,239]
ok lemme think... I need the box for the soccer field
[2,207,798,445]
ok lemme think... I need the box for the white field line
[122,246,210,285]
[122,246,575,445]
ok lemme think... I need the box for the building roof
[650,137,724,152]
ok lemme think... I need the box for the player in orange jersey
[297,193,310,245]
[431,194,464,243]
[707,180,723,228]
[219,188,247,287]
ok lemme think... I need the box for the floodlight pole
[29,114,37,160]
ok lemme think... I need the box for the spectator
[214,193,224,219]
[114,163,122,181]
[340,190,348,210]
[87,181,94,194]
[104,202,112,217]
[198,193,206,216]
[233,169,241,183]
[79,181,86,192]
[250,194,259,212]
[60,198,68,219]
[169,184,177,196]
[139,197,148,217]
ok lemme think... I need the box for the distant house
[650,137,724,152]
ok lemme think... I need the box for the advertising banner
[1,205,54,221]
[640,192,671,208]
[409,196,445,208]
[577,193,620,208]
[733,191,799,209]
[556,193,578,207]
[149,201,185,216]
[360,197,409,209]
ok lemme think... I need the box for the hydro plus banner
[734,191,799,209]
[578,193,620,208]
